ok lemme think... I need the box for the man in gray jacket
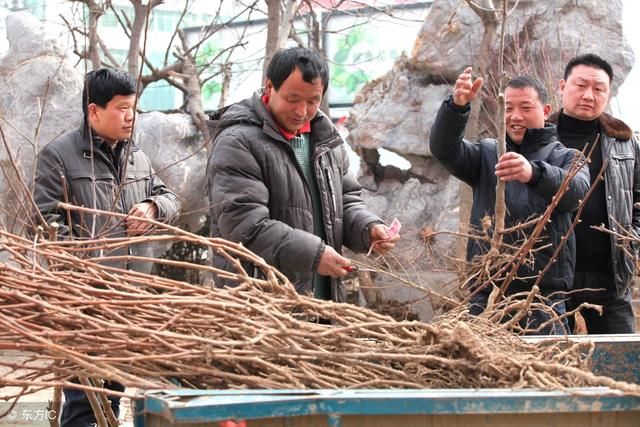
[549,53,639,334]
[207,47,398,301]
[34,69,181,270]
[33,68,181,427]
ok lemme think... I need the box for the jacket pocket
[611,154,635,160]
[66,171,118,209]
[611,153,635,190]
[66,171,121,238]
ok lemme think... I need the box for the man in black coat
[549,53,640,334]
[430,68,589,334]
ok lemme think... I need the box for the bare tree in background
[263,0,302,81]
[63,0,259,139]
[450,0,520,258]
[81,0,108,70]
[464,0,499,138]
[60,0,425,137]
[126,0,163,77]
[283,1,422,114]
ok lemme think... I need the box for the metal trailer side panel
[142,411,640,427]
[136,388,640,427]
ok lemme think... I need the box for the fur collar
[548,110,634,141]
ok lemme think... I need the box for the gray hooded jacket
[207,93,382,300]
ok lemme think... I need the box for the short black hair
[563,53,613,83]
[266,47,330,95]
[82,68,136,117]
[507,75,549,104]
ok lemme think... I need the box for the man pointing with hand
[429,68,589,334]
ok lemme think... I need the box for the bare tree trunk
[178,30,210,142]
[492,91,506,247]
[263,0,283,82]
[456,183,473,262]
[454,1,499,263]
[86,0,103,70]
[491,0,509,249]
[279,0,300,46]
[127,0,146,76]
[47,386,62,427]
[308,2,331,115]
[219,62,233,109]
[310,13,320,51]
[127,0,162,76]
[72,0,106,70]
[465,0,498,137]
[263,0,301,82]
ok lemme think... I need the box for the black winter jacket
[430,97,590,294]
[550,111,640,296]
[207,93,382,301]
[33,125,181,273]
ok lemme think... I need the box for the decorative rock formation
[0,12,83,233]
[134,112,208,232]
[347,0,635,319]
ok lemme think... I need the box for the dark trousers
[61,380,124,427]
[470,291,569,335]
[566,270,636,334]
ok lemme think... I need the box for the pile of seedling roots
[1,206,639,412]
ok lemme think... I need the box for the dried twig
[1,211,639,410]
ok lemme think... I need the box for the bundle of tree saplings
[1,214,639,407]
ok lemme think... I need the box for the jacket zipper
[90,146,132,255]
[280,143,315,219]
[601,138,618,263]
[269,127,343,240]
[313,135,342,245]
[324,166,336,224]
